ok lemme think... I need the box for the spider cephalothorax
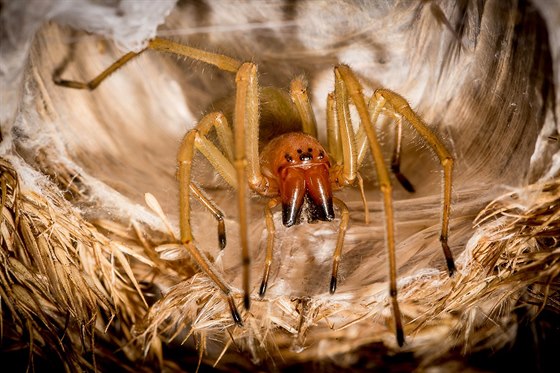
[54,38,456,346]
[260,132,334,227]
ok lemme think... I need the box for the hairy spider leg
[335,65,405,347]
[186,112,235,248]
[290,76,318,138]
[178,118,241,326]
[53,38,242,89]
[54,39,252,323]
[372,89,456,276]
[329,197,350,294]
[189,183,227,249]
[259,197,280,297]
[327,82,371,225]
[386,113,416,193]
[233,63,260,310]
[333,70,359,184]
[326,93,343,164]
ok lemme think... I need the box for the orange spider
[54,38,456,346]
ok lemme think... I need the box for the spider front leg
[233,62,261,310]
[335,65,405,346]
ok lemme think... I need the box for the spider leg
[330,76,372,225]
[334,68,359,184]
[259,197,280,297]
[186,112,235,248]
[233,63,260,310]
[290,76,318,138]
[373,89,456,276]
[353,100,415,193]
[356,173,370,224]
[54,38,242,89]
[54,37,253,324]
[387,114,415,193]
[178,117,242,326]
[335,65,404,347]
[326,93,343,164]
[329,197,350,294]
[189,184,227,249]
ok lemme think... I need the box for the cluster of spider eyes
[284,148,325,163]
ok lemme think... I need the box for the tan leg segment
[356,173,370,224]
[290,76,318,138]
[189,183,227,249]
[329,197,350,294]
[234,63,260,310]
[355,99,415,192]
[192,113,237,188]
[54,38,242,90]
[54,50,143,89]
[335,65,404,346]
[259,198,280,297]
[373,89,455,276]
[195,111,234,162]
[388,114,415,193]
[334,69,359,184]
[326,93,343,165]
[177,127,242,326]
[327,91,368,225]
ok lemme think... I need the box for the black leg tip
[243,293,251,310]
[447,259,456,277]
[259,281,267,298]
[396,173,416,193]
[329,276,337,294]
[217,220,226,249]
[227,297,243,326]
[232,309,243,326]
[397,329,405,347]
[218,234,226,250]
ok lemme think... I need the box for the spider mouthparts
[308,194,334,223]
[282,200,304,227]
[280,168,305,227]
[279,164,334,226]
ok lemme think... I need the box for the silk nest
[1,0,559,371]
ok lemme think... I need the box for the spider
[54,38,456,346]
